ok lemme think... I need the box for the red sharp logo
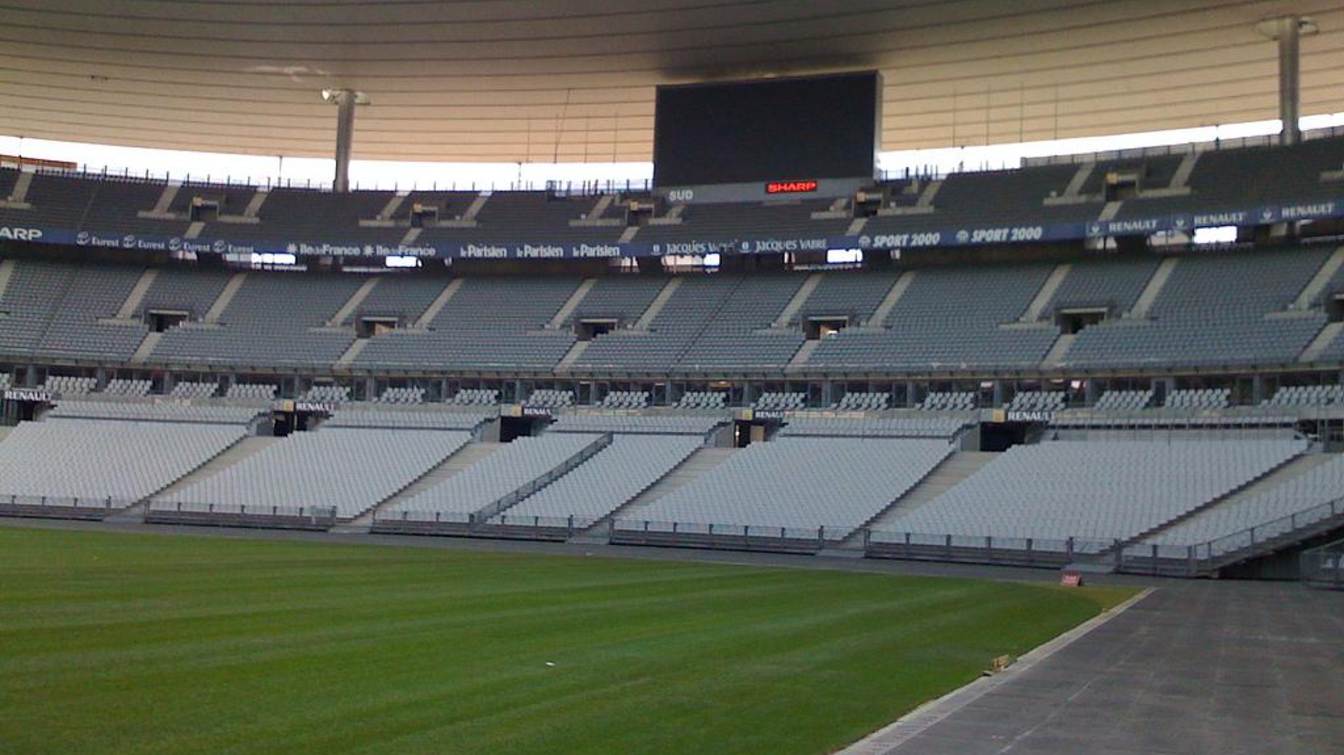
[765,180,819,194]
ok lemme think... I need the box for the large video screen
[653,71,880,187]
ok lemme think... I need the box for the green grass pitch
[0,527,1131,754]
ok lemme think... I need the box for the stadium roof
[1,0,1342,163]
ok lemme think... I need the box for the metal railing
[147,500,337,525]
[1301,536,1344,589]
[0,494,133,514]
[1114,497,1344,576]
[471,433,613,522]
[865,530,1112,567]
[610,519,844,546]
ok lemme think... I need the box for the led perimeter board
[653,71,881,188]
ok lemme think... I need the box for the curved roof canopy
[0,0,1341,162]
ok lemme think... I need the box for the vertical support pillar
[333,94,356,192]
[323,89,367,193]
[1258,16,1316,146]
[1278,17,1301,146]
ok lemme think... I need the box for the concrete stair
[335,338,369,367]
[554,340,590,370]
[1020,263,1071,322]
[129,332,163,364]
[581,446,738,536]
[242,189,269,218]
[156,436,283,500]
[1294,245,1344,309]
[785,339,821,371]
[634,277,682,329]
[772,272,823,327]
[1299,322,1344,363]
[115,436,284,522]
[548,278,597,328]
[204,272,247,323]
[5,170,34,204]
[869,271,916,326]
[1122,452,1331,548]
[116,269,159,319]
[354,441,504,526]
[1169,151,1200,189]
[1041,333,1077,367]
[855,451,998,541]
[1128,256,1178,318]
[0,259,17,300]
[328,277,380,326]
[413,278,462,328]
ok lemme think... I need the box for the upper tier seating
[4,134,1341,261]
[807,263,1059,370]
[352,277,578,370]
[152,272,362,367]
[1063,248,1329,368]
[574,274,805,372]
[0,245,1337,376]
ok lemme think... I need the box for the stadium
[1,1,1342,752]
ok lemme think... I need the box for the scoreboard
[652,71,881,189]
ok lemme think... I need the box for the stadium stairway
[573,446,738,542]
[1291,244,1344,309]
[633,278,682,329]
[850,451,999,546]
[1300,322,1344,363]
[1127,257,1178,318]
[0,259,17,300]
[1020,263,1072,322]
[868,271,915,325]
[1119,451,1332,552]
[413,278,462,328]
[113,435,281,522]
[327,277,380,326]
[547,278,596,328]
[342,441,503,529]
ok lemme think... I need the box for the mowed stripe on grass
[0,527,1131,754]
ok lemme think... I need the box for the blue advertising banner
[1,196,1340,259]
